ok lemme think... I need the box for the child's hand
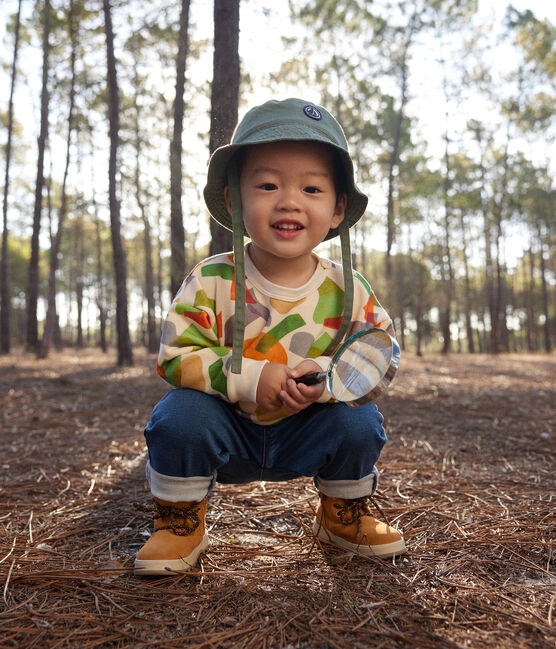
[256,363,293,411]
[281,360,326,414]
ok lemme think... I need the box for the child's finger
[284,379,308,402]
[286,378,320,401]
[280,389,305,413]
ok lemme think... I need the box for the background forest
[1,0,554,366]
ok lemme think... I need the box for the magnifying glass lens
[329,332,393,402]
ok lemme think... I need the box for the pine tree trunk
[26,0,51,353]
[459,209,475,353]
[491,127,511,353]
[440,134,453,354]
[385,60,407,280]
[493,219,509,352]
[1,0,22,354]
[103,0,133,366]
[170,0,191,297]
[39,0,77,359]
[439,62,457,355]
[537,220,552,352]
[415,280,423,357]
[133,60,158,353]
[385,15,415,280]
[155,207,164,331]
[76,275,84,348]
[75,214,85,349]
[92,171,107,353]
[526,247,537,351]
[208,0,240,256]
[475,135,497,353]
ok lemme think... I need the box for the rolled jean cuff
[146,461,213,502]
[315,468,379,499]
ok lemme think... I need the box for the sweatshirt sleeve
[156,263,268,404]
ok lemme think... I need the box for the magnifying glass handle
[294,372,327,386]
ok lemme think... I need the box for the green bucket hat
[203,98,369,375]
[204,98,368,237]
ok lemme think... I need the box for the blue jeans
[144,388,387,502]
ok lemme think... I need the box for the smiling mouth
[272,222,304,231]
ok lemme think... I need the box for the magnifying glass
[294,328,400,406]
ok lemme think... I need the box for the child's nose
[276,187,300,211]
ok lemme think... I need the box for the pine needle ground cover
[0,349,554,649]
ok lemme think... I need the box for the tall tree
[208,0,240,256]
[93,180,108,353]
[536,208,552,353]
[385,8,417,280]
[130,37,158,353]
[39,0,78,358]
[450,152,481,354]
[26,0,51,352]
[1,0,22,354]
[170,0,191,297]
[469,122,496,352]
[439,63,454,354]
[103,0,133,366]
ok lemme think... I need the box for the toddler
[135,98,406,575]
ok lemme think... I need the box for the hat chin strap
[324,221,354,355]
[228,162,246,375]
[228,170,353,375]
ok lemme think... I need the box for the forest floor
[0,348,554,649]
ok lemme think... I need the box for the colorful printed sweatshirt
[157,246,393,424]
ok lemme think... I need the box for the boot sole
[134,533,209,576]
[313,521,406,558]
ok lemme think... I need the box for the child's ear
[331,193,347,228]
[224,185,232,216]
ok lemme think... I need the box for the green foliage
[506,8,556,77]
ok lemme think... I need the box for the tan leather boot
[134,497,209,575]
[313,493,406,558]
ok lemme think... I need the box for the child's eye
[304,186,321,194]
[258,183,277,191]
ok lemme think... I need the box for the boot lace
[151,501,202,536]
[334,496,390,537]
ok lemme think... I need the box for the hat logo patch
[303,104,322,120]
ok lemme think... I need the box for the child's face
[225,141,346,278]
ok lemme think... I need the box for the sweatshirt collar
[244,243,330,300]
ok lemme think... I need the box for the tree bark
[208,0,240,256]
[39,0,77,358]
[170,0,191,297]
[26,0,51,353]
[415,275,424,357]
[103,0,133,366]
[385,15,415,279]
[75,214,85,349]
[490,125,511,353]
[473,126,497,353]
[537,219,552,352]
[133,59,158,353]
[440,69,454,354]
[526,246,537,351]
[94,208,107,353]
[458,209,475,353]
[89,158,107,353]
[1,0,22,354]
